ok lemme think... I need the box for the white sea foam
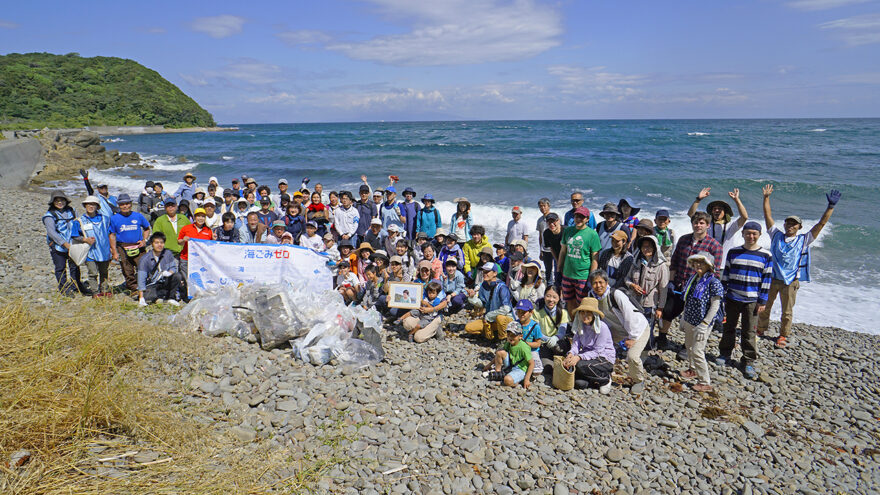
[103,137,125,142]
[140,154,197,171]
[584,127,596,131]
[810,128,827,132]
[222,156,234,160]
[687,132,710,136]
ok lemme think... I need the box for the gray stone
[658,420,680,429]
[276,400,298,412]
[851,410,873,422]
[605,447,624,462]
[230,426,256,443]
[742,421,765,438]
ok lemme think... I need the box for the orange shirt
[177,223,213,260]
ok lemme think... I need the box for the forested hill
[0,52,216,129]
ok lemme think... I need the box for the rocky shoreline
[1,188,878,494]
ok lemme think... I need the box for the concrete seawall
[0,138,44,188]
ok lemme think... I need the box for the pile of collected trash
[174,284,384,368]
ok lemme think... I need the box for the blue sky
[1,0,879,123]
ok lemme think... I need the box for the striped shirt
[670,233,723,288]
[721,246,773,304]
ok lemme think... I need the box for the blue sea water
[80,119,880,334]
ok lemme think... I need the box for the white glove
[161,270,173,278]
[138,297,147,307]
[547,336,559,348]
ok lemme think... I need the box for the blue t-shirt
[110,212,151,245]
[521,319,545,351]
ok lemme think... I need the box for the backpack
[609,288,645,314]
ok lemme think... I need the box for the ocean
[71,119,880,334]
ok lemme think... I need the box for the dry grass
[0,296,350,494]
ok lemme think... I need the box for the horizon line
[216,116,880,126]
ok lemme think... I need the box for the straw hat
[356,242,375,254]
[574,297,605,319]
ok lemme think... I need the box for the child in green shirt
[483,321,535,389]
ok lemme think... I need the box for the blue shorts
[503,356,526,384]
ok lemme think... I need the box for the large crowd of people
[42,171,841,392]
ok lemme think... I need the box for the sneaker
[743,365,756,380]
[481,370,491,378]
[599,379,613,395]
[155,299,165,304]
[167,299,180,307]
[714,355,730,367]
[676,348,688,361]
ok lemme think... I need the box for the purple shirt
[569,319,615,363]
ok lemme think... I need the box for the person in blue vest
[399,187,421,239]
[379,186,406,232]
[174,172,197,201]
[109,194,152,295]
[757,184,840,348]
[416,194,442,238]
[42,191,87,296]
[76,195,113,296]
[79,169,118,217]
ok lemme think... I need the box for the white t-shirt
[506,218,527,245]
[709,221,742,261]
[300,233,324,251]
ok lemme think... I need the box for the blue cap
[422,193,434,201]
[655,209,670,218]
[386,186,396,193]
[164,197,177,206]
[117,193,132,203]
[742,221,762,233]
[515,299,534,312]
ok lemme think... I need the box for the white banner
[187,239,332,296]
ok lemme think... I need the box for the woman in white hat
[78,195,113,296]
[679,251,725,392]
[42,190,87,295]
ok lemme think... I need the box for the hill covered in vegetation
[0,52,216,130]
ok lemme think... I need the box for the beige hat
[574,297,605,319]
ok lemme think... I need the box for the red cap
[574,206,591,218]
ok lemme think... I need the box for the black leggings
[50,249,85,294]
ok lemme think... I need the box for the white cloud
[547,65,648,100]
[332,88,447,109]
[180,58,281,87]
[324,0,562,66]
[248,92,298,104]
[190,15,246,39]
[277,29,332,46]
[179,73,209,87]
[787,0,870,11]
[0,19,18,29]
[819,13,880,45]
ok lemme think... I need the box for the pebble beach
[2,187,879,494]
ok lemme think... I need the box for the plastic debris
[174,282,384,367]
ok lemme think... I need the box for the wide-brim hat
[422,194,434,202]
[356,242,375,254]
[574,297,605,320]
[81,195,100,206]
[706,200,733,219]
[370,249,389,262]
[48,190,70,206]
[183,172,196,180]
[522,261,541,273]
[434,227,448,237]
[404,187,416,195]
[618,198,641,217]
[687,251,716,271]
[338,239,354,249]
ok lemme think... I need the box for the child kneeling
[483,321,535,389]
[398,281,447,342]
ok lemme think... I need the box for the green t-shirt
[561,226,602,280]
[504,340,533,373]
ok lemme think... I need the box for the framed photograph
[388,282,423,310]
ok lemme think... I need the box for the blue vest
[79,213,112,262]
[380,202,405,231]
[770,230,811,284]
[43,208,76,252]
